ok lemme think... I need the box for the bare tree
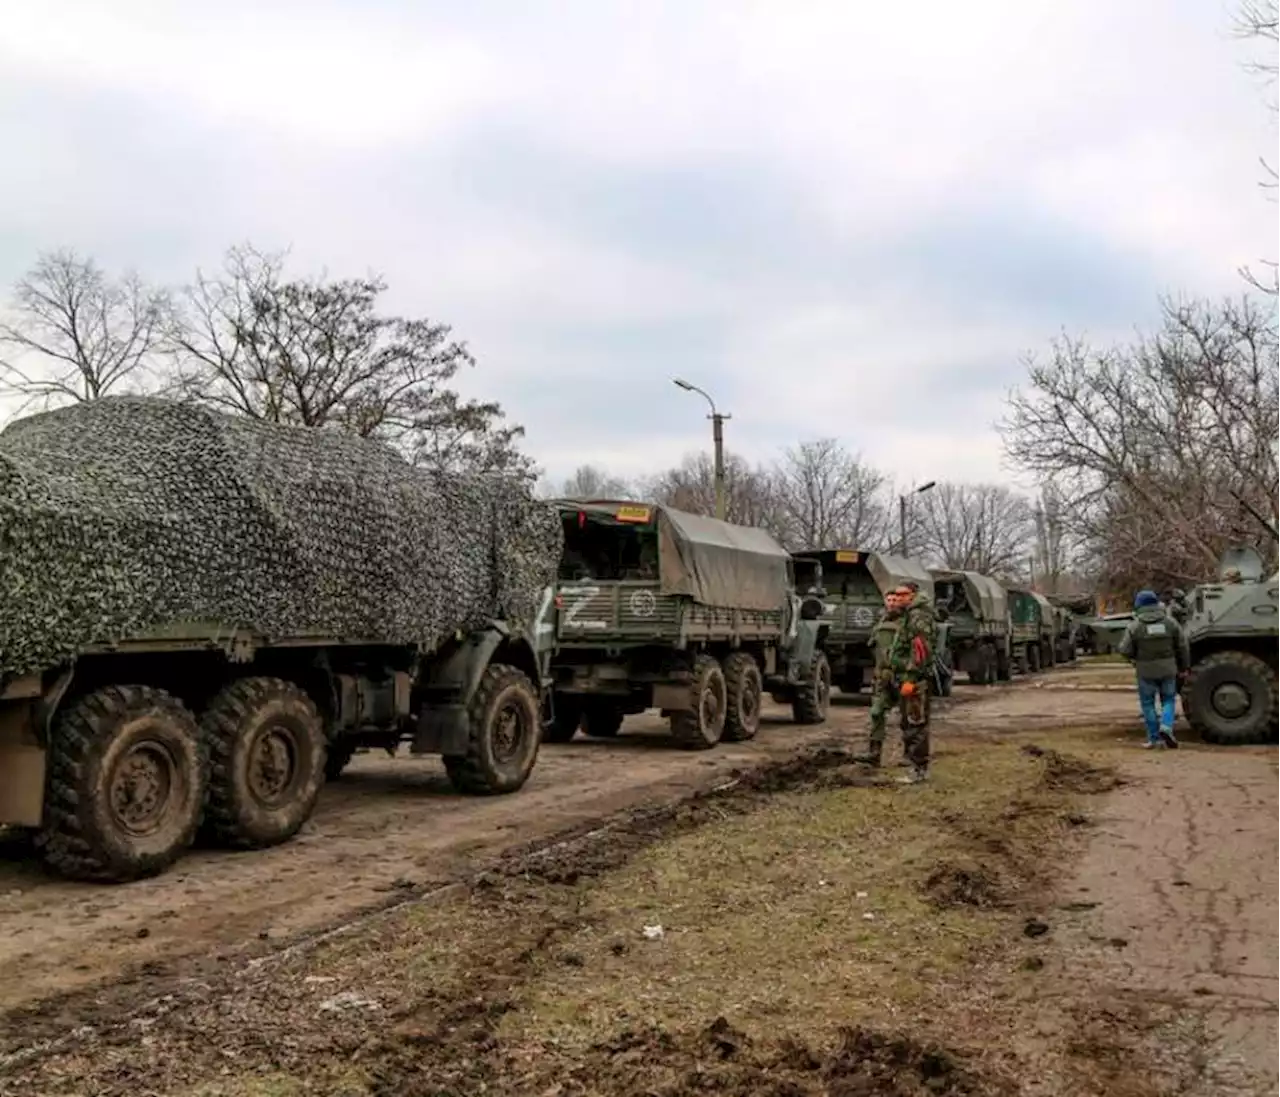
[1031,483,1078,594]
[550,464,635,500]
[915,482,1035,577]
[646,451,786,537]
[1234,0,1279,294]
[771,439,889,550]
[0,250,169,412]
[167,246,532,476]
[1001,296,1279,589]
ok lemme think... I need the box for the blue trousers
[1137,677,1178,741]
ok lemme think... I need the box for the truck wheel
[324,741,358,781]
[722,653,763,742]
[202,678,326,849]
[671,655,727,750]
[968,647,991,686]
[995,647,1012,682]
[792,650,831,725]
[1185,651,1279,745]
[582,702,625,739]
[543,694,583,743]
[445,664,541,793]
[38,686,205,882]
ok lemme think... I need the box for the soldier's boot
[853,739,883,768]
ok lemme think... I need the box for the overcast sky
[1,0,1274,490]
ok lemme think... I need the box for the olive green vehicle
[790,549,935,695]
[930,569,1013,684]
[0,615,555,884]
[545,502,831,748]
[1180,546,1278,745]
[1005,586,1058,673]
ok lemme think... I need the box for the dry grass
[504,745,1066,1049]
[16,733,1131,1097]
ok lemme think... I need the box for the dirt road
[0,663,1275,1095]
[1,687,970,1010]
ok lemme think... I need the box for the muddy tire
[543,694,583,743]
[324,740,358,781]
[38,686,205,882]
[1184,651,1279,746]
[791,650,831,725]
[968,646,991,686]
[671,655,727,750]
[722,653,763,742]
[202,678,326,849]
[445,664,541,793]
[996,647,1012,682]
[582,702,624,739]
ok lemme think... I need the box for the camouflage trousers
[868,674,931,770]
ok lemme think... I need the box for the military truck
[1049,604,1079,665]
[791,549,934,695]
[545,501,830,748]
[1006,586,1056,672]
[0,399,561,883]
[931,569,1012,684]
[1181,546,1279,745]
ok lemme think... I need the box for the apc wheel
[445,664,541,793]
[582,702,625,739]
[722,653,763,742]
[38,686,205,882]
[543,694,583,743]
[792,650,831,725]
[671,655,727,750]
[1185,651,1279,745]
[324,741,358,781]
[203,678,326,849]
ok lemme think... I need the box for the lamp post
[898,480,936,556]
[673,378,730,521]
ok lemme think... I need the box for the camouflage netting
[0,397,563,680]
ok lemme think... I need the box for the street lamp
[898,480,936,557]
[672,378,730,521]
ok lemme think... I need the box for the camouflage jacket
[873,593,936,682]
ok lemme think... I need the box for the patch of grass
[503,743,1080,1050]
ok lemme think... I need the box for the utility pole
[673,378,730,521]
[897,480,936,556]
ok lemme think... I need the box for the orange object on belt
[900,681,917,696]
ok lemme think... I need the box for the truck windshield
[558,513,659,581]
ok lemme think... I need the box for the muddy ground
[0,661,1275,1096]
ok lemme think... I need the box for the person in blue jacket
[1118,589,1190,749]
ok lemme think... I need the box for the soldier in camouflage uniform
[854,584,937,783]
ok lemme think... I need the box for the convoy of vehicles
[1,399,1271,887]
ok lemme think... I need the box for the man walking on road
[854,584,937,783]
[1119,589,1189,750]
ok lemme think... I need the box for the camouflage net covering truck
[792,549,934,695]
[0,398,563,883]
[930,569,1012,685]
[546,501,830,749]
[1181,547,1278,746]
